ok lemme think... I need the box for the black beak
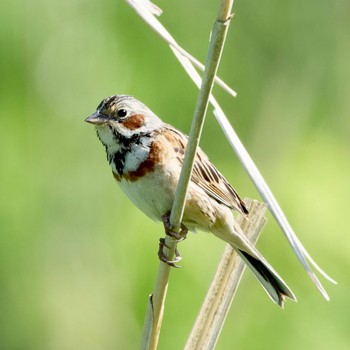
[85,111,109,125]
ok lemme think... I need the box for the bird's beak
[85,111,109,125]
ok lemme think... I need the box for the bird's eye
[117,109,127,118]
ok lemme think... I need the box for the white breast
[118,172,175,222]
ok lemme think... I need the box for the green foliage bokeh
[1,0,349,349]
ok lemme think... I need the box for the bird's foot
[158,238,182,268]
[158,214,188,267]
[161,214,188,241]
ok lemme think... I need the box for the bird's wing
[163,126,248,215]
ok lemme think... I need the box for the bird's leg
[158,214,188,267]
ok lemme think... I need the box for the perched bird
[85,94,296,307]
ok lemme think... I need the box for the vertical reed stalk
[140,1,235,349]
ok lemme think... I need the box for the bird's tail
[235,247,296,307]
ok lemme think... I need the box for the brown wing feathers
[164,126,248,215]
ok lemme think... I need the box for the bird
[85,94,296,307]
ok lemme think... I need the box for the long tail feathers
[236,249,297,308]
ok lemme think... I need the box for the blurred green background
[1,0,349,349]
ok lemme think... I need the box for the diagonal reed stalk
[126,0,336,298]
[140,1,234,349]
[184,199,267,349]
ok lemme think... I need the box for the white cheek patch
[110,120,141,139]
[115,124,134,138]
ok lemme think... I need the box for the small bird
[85,94,296,307]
